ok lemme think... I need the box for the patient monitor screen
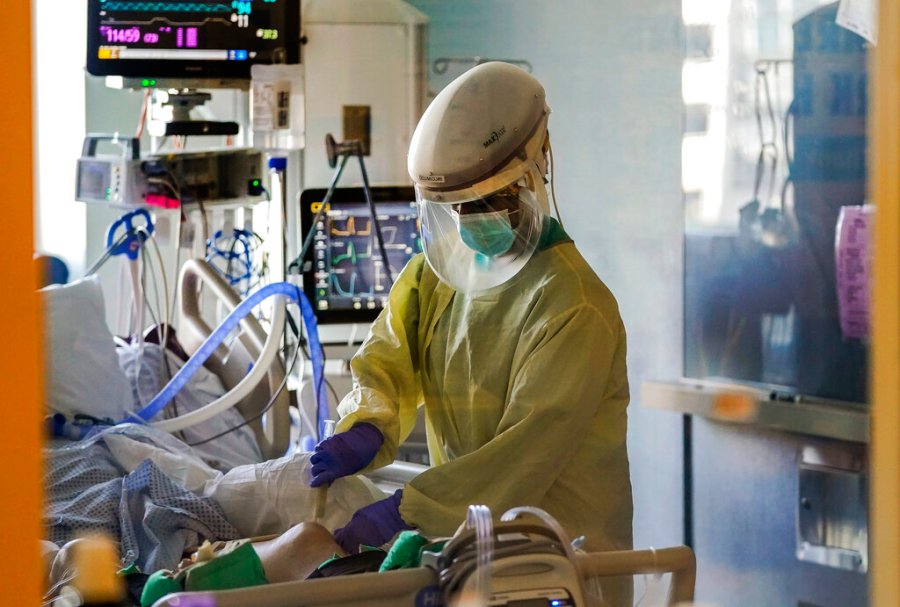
[86,0,300,80]
[300,187,422,324]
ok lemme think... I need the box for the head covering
[408,62,552,293]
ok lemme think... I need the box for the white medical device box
[76,134,265,209]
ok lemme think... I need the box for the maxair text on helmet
[483,126,506,149]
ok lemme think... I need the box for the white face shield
[417,177,543,294]
[407,62,554,293]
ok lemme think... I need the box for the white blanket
[100,424,386,537]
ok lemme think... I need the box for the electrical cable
[127,227,166,411]
[356,148,394,285]
[121,283,296,425]
[440,538,559,592]
[289,305,328,425]
[136,253,183,428]
[140,247,162,334]
[437,513,578,599]
[127,238,146,410]
[437,506,583,605]
[197,198,210,248]
[500,506,579,564]
[186,315,301,447]
[285,311,301,340]
[138,233,167,336]
[104,281,328,442]
[325,377,340,408]
[144,233,183,428]
[147,177,181,201]
[184,305,305,448]
[135,88,150,139]
[142,249,160,331]
[170,210,184,327]
[288,153,351,274]
[42,568,78,607]
[179,338,297,447]
[547,137,564,228]
[148,232,172,332]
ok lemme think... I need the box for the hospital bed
[175,258,292,459]
[42,255,293,462]
[144,455,691,607]
[136,451,694,607]
[150,545,697,607]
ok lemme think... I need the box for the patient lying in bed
[40,276,388,602]
[43,422,386,603]
[45,521,349,605]
[42,274,265,471]
[45,423,385,560]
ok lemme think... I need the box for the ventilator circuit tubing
[146,297,285,433]
[500,506,579,564]
[468,504,494,606]
[500,506,587,600]
[122,282,328,437]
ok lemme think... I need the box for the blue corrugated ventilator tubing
[54,282,328,443]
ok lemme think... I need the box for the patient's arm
[252,522,347,584]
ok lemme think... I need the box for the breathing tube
[467,504,494,606]
[436,505,586,603]
[53,282,328,442]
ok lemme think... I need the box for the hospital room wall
[408,0,685,549]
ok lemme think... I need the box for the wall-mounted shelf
[641,379,869,443]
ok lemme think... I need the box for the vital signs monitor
[299,187,421,325]
[86,0,300,82]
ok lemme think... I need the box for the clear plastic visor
[417,183,543,294]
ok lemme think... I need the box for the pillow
[40,275,133,421]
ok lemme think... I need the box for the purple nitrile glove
[334,490,413,553]
[309,422,384,488]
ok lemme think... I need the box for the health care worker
[310,61,633,577]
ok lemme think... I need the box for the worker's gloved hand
[309,422,384,487]
[333,490,413,553]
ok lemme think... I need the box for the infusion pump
[76,134,265,209]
